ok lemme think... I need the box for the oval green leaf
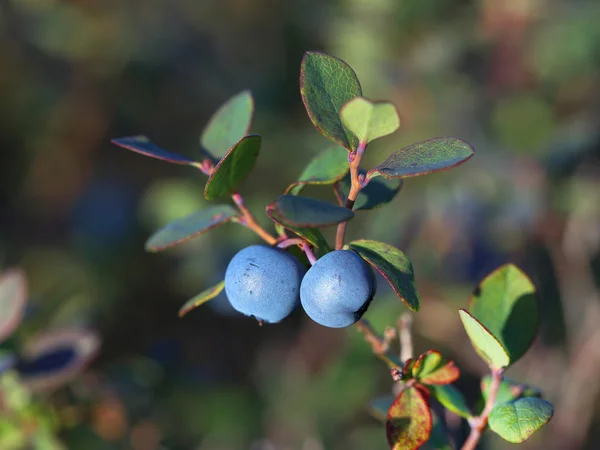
[488,397,554,443]
[347,240,420,311]
[368,395,395,422]
[367,137,474,180]
[201,90,254,158]
[469,264,538,366]
[459,309,510,369]
[204,135,261,200]
[481,375,542,404]
[340,97,400,144]
[19,329,100,392]
[145,205,239,252]
[300,51,362,150]
[386,386,432,450]
[111,136,196,164]
[339,170,403,211]
[285,145,349,195]
[429,384,471,419]
[179,281,226,318]
[0,269,27,344]
[267,195,354,228]
[412,350,460,385]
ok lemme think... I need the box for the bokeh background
[1,0,600,448]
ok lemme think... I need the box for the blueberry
[300,250,376,328]
[224,245,306,323]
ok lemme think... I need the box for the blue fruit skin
[300,250,376,328]
[225,245,306,323]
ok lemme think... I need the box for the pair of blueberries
[224,245,376,328]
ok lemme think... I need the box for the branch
[335,142,367,250]
[232,193,278,245]
[398,313,413,362]
[355,319,401,371]
[462,367,504,450]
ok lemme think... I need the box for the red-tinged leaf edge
[386,385,433,450]
[413,350,460,385]
[111,136,196,164]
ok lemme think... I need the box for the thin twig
[462,367,504,450]
[333,182,345,206]
[335,142,367,250]
[277,238,304,249]
[398,313,414,362]
[355,319,402,370]
[232,193,278,245]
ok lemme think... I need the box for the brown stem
[232,193,278,245]
[335,142,367,250]
[333,182,345,206]
[355,319,401,370]
[398,313,413,362]
[462,367,505,450]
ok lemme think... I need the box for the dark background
[1,0,600,449]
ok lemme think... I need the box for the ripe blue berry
[224,245,306,323]
[300,250,376,328]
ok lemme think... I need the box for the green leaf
[204,135,261,200]
[111,136,196,164]
[367,137,474,180]
[201,90,254,158]
[469,264,538,366]
[386,386,432,450]
[459,309,510,369]
[429,384,472,419]
[267,195,354,228]
[481,375,542,405]
[300,51,362,150]
[347,240,420,311]
[339,170,403,211]
[0,269,27,344]
[145,205,239,252]
[412,350,460,385]
[268,220,331,253]
[179,281,226,318]
[20,329,100,393]
[285,146,349,195]
[488,397,554,443]
[340,97,400,144]
[368,395,395,422]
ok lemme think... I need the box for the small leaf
[145,205,239,252]
[488,397,554,443]
[300,51,362,150]
[412,350,460,385]
[340,97,400,144]
[267,195,354,228]
[481,375,542,405]
[367,137,474,180]
[179,281,226,318]
[368,395,395,422]
[201,90,254,158]
[386,386,432,450]
[19,329,100,392]
[459,309,510,369]
[469,264,538,366]
[403,358,416,380]
[429,384,472,419]
[111,136,196,164]
[285,146,349,195]
[347,240,420,311]
[0,269,27,343]
[270,221,331,253]
[339,170,403,211]
[204,135,261,200]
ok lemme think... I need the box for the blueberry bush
[113,51,553,449]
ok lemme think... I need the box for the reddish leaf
[386,386,432,450]
[402,358,415,380]
[412,350,460,385]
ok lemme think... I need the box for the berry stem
[335,141,367,250]
[232,193,278,245]
[301,242,318,265]
[461,367,505,450]
[277,238,304,249]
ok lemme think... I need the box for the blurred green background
[1,0,600,448]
